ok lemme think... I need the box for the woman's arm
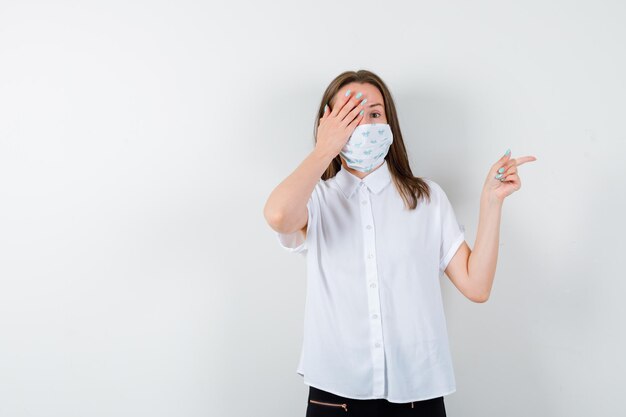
[466,195,503,301]
[263,149,333,235]
[445,150,537,302]
[265,91,370,235]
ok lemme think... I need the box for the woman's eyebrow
[368,103,383,108]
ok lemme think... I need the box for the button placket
[358,183,386,396]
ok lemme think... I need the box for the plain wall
[0,1,625,416]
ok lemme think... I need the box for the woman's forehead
[332,83,383,104]
[341,82,380,95]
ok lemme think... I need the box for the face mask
[340,123,393,172]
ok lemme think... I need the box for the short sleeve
[275,183,319,255]
[437,184,465,278]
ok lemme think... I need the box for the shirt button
[369,283,376,288]
[361,200,368,205]
[375,342,381,348]
[366,225,372,230]
[372,314,378,319]
[367,253,374,259]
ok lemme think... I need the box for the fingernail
[345,90,351,97]
[356,92,363,99]
[498,167,505,173]
[495,173,503,179]
[504,148,511,156]
[359,110,364,115]
[361,99,367,106]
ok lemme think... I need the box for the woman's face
[331,82,387,125]
[331,82,389,175]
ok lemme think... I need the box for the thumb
[497,148,511,164]
[492,148,511,173]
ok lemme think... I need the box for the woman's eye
[371,112,381,118]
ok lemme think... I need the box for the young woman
[263,70,536,416]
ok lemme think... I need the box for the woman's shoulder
[417,177,451,207]
[315,175,340,193]
[307,177,336,202]
[420,176,437,186]
[420,177,443,195]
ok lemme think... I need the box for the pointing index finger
[514,156,537,167]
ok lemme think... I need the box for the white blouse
[276,159,465,403]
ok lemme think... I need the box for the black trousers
[306,385,447,417]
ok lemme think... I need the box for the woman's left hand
[484,149,537,203]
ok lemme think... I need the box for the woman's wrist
[310,147,337,166]
[480,190,504,208]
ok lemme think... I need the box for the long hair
[313,70,431,210]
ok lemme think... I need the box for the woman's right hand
[315,89,367,159]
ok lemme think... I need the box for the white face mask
[340,123,393,172]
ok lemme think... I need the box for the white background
[1,1,625,416]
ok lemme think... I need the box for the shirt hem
[297,370,456,403]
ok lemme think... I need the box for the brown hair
[313,69,431,210]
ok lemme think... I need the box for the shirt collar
[334,160,392,199]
